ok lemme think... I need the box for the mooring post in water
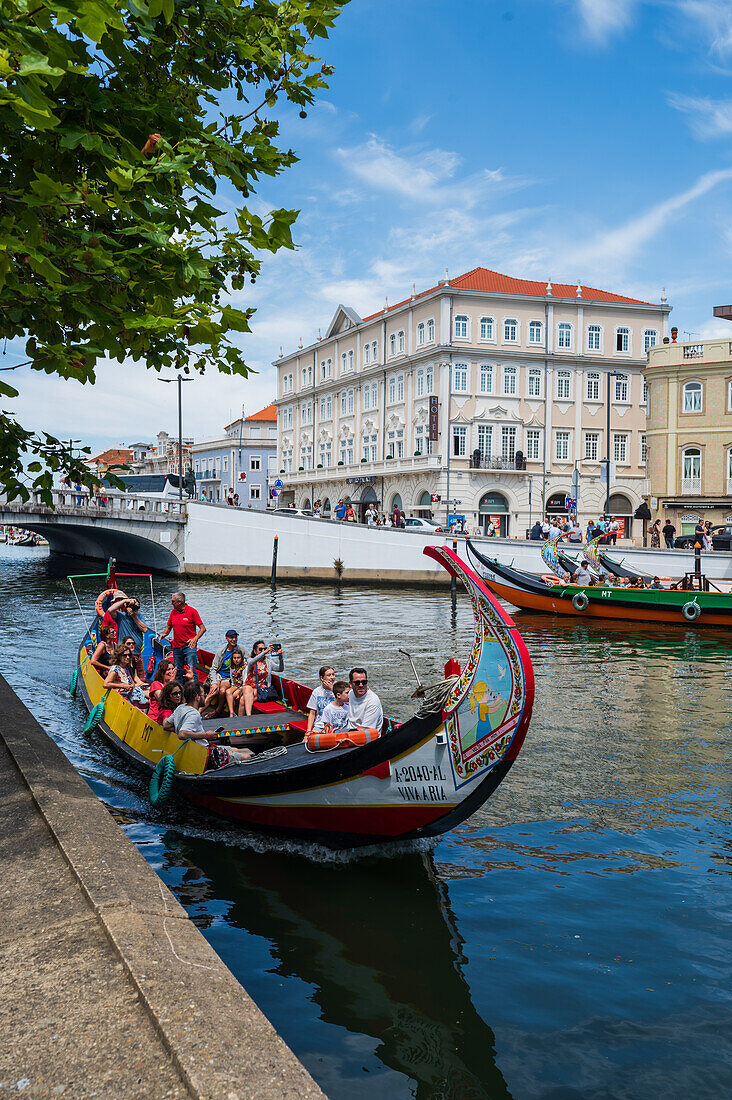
[694,540,701,583]
[451,538,457,602]
[271,534,278,587]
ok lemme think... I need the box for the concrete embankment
[0,673,326,1100]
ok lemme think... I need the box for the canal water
[2,544,732,1098]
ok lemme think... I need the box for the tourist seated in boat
[319,680,351,733]
[157,680,183,725]
[147,658,176,724]
[347,668,383,732]
[652,576,662,589]
[572,560,592,585]
[306,665,336,733]
[91,624,117,677]
[164,680,254,766]
[121,636,148,684]
[204,629,241,715]
[242,641,285,715]
[224,648,246,717]
[103,644,148,709]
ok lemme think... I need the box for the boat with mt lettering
[70,547,534,847]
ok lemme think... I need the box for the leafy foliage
[0,0,344,501]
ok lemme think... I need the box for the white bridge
[3,490,731,583]
[0,489,186,572]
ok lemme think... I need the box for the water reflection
[161,833,512,1100]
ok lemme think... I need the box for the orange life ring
[95,588,127,618]
[541,574,562,586]
[304,726,381,752]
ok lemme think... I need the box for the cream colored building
[644,331,732,534]
[275,267,670,535]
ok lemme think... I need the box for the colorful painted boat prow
[71,547,534,847]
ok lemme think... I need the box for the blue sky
[9,0,732,454]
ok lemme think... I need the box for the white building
[275,268,671,536]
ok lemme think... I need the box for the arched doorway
[390,493,403,513]
[359,485,378,522]
[479,491,509,537]
[414,490,433,521]
[302,497,311,511]
[545,491,569,519]
[607,493,632,538]
[322,497,331,518]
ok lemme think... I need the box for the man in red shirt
[159,591,206,683]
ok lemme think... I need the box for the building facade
[644,330,732,534]
[275,268,670,535]
[190,405,277,507]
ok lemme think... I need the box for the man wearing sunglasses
[347,667,383,732]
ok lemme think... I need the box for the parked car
[272,507,315,518]
[403,517,444,533]
[673,524,732,550]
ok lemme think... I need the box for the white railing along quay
[0,489,187,520]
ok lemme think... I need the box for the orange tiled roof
[88,448,133,466]
[245,404,277,422]
[361,266,652,320]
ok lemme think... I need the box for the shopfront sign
[345,476,375,484]
[428,396,439,441]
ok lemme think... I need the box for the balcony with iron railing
[282,452,443,484]
[681,477,702,494]
[468,451,527,472]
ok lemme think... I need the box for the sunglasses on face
[351,678,367,686]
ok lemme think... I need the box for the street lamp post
[158,375,192,501]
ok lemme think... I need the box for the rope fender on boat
[682,600,701,621]
[83,689,110,733]
[150,756,176,806]
[572,592,589,612]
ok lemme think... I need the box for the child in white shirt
[307,665,335,732]
[318,681,350,734]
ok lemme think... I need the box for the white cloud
[574,0,636,41]
[675,0,732,55]
[669,93,732,137]
[559,167,732,273]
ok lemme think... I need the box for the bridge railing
[3,488,187,518]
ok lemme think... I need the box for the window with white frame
[283,406,293,429]
[369,381,378,407]
[643,329,658,352]
[528,368,542,397]
[364,344,371,366]
[556,370,571,399]
[453,363,468,392]
[640,433,647,465]
[371,340,378,361]
[555,431,570,461]
[683,380,702,413]
[348,350,354,372]
[613,433,628,463]
[397,374,404,401]
[503,318,518,342]
[682,447,701,488]
[454,315,469,339]
[478,424,491,460]
[319,394,332,419]
[425,365,433,393]
[528,320,542,345]
[389,334,396,356]
[341,352,347,373]
[501,426,517,462]
[642,379,648,404]
[414,425,433,455]
[386,428,404,459]
[319,442,332,467]
[416,369,424,397]
[479,363,493,394]
[616,326,630,353]
[282,447,293,473]
[426,319,435,343]
[452,425,467,457]
[584,432,599,461]
[320,359,327,380]
[398,331,405,353]
[526,429,541,461]
[587,324,602,352]
[727,446,732,489]
[614,374,629,402]
[347,389,354,414]
[223,456,228,472]
[557,322,572,349]
[299,443,312,470]
[417,322,425,346]
[729,379,732,411]
[586,371,600,401]
[362,433,377,462]
[250,455,261,471]
[363,384,371,411]
[479,316,494,341]
[302,401,312,424]
[388,376,396,403]
[250,484,261,500]
[503,365,517,396]
[340,391,347,415]
[339,440,353,465]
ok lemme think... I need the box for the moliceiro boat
[467,540,732,627]
[71,547,534,847]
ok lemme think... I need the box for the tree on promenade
[0,0,344,501]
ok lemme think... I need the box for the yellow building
[643,324,732,534]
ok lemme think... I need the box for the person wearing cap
[572,559,592,585]
[203,629,241,715]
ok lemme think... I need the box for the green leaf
[0,380,19,398]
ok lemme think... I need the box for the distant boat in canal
[467,539,732,627]
[70,548,534,847]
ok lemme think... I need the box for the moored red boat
[71,545,534,847]
[467,540,732,627]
